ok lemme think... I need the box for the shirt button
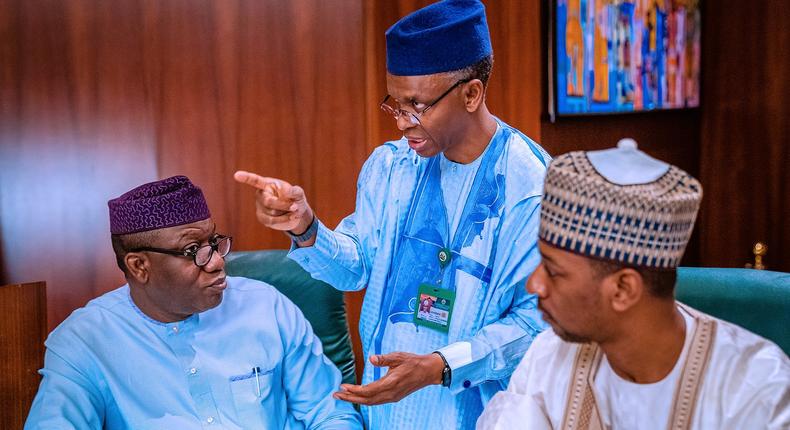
[189,367,197,375]
[206,417,214,424]
[463,380,471,388]
[172,326,179,333]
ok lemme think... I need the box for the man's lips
[207,277,227,291]
[407,137,427,151]
[538,305,554,324]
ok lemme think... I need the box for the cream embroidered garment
[477,305,790,429]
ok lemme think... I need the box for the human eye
[183,243,200,255]
[543,263,559,278]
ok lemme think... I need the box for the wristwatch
[287,216,318,243]
[434,351,452,387]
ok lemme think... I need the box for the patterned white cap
[539,141,702,269]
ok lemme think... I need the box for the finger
[233,171,284,191]
[333,391,385,406]
[264,207,287,217]
[335,382,389,404]
[371,352,405,367]
[338,379,389,397]
[255,193,287,216]
[338,383,361,393]
[287,185,306,201]
[261,193,293,212]
[256,211,293,226]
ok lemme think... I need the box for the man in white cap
[477,141,789,429]
[234,1,550,428]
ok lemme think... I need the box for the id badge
[413,284,455,333]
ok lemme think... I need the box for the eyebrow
[539,251,557,266]
[391,95,421,107]
[176,223,217,244]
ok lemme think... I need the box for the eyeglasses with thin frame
[130,235,232,268]
[380,78,471,125]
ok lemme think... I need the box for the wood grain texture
[698,0,790,271]
[0,282,47,429]
[0,0,368,382]
[0,0,158,329]
[484,0,542,139]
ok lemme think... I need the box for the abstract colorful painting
[554,0,700,115]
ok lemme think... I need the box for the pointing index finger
[233,170,281,192]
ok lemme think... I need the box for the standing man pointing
[235,1,549,428]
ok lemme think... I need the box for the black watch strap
[287,216,318,243]
[434,351,452,387]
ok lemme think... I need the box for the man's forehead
[386,72,449,100]
[537,240,559,259]
[157,218,215,242]
[538,240,585,265]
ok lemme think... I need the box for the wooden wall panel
[0,0,158,329]
[0,282,47,429]
[699,0,790,271]
[0,0,367,331]
[484,0,542,139]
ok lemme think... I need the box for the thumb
[371,353,404,368]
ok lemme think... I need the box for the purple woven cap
[108,176,211,235]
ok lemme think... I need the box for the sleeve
[438,195,548,394]
[476,391,552,430]
[25,348,105,430]
[720,346,790,430]
[288,144,398,292]
[274,292,363,429]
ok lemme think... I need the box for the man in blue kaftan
[25,176,361,430]
[234,1,550,428]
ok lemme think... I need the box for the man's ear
[124,253,150,284]
[463,79,486,113]
[609,268,645,313]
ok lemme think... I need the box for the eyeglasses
[130,235,232,268]
[380,78,470,125]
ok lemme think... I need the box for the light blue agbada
[289,119,550,429]
[25,277,362,430]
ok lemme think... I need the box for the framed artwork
[550,0,701,118]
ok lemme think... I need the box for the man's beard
[554,328,593,344]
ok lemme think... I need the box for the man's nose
[203,248,225,272]
[396,112,417,131]
[526,264,548,298]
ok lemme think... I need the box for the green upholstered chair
[223,249,790,384]
[224,250,356,385]
[676,267,790,355]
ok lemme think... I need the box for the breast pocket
[229,366,284,429]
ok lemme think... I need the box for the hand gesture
[233,170,314,234]
[333,352,445,405]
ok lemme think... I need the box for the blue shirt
[290,120,550,429]
[25,276,362,429]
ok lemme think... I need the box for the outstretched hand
[333,352,445,405]
[233,170,314,235]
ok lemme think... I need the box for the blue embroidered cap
[386,0,493,76]
[539,140,703,269]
